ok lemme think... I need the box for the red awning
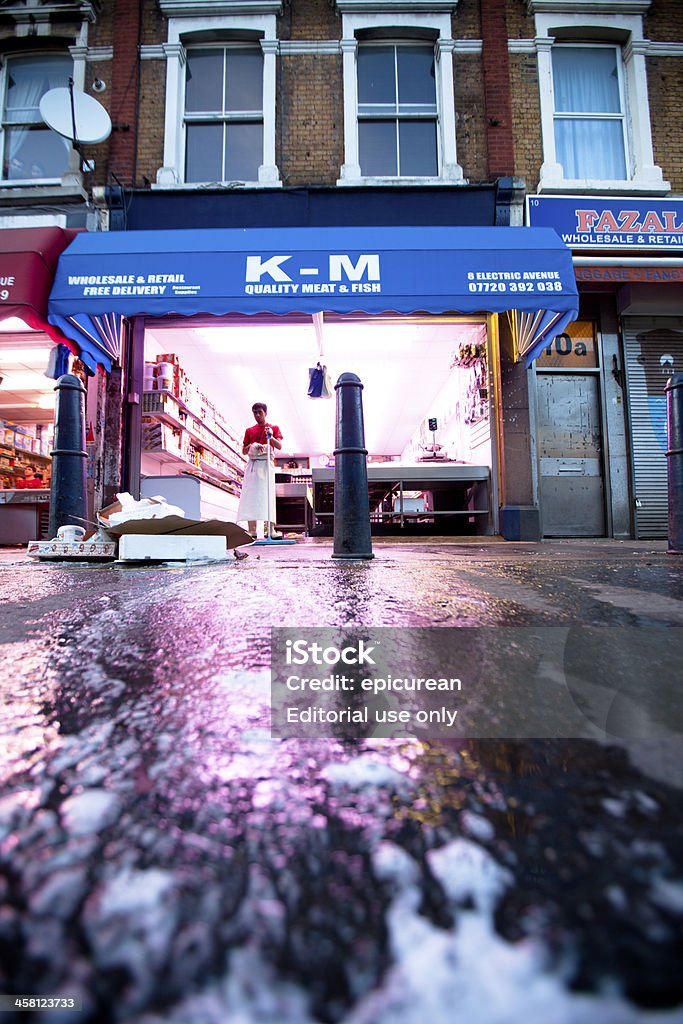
[0,226,78,343]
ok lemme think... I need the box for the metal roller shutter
[623,317,683,538]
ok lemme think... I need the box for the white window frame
[356,41,440,178]
[183,42,264,184]
[0,29,87,191]
[337,8,463,186]
[531,3,669,194]
[156,9,280,188]
[551,43,629,182]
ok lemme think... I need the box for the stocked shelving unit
[140,375,247,520]
[1,423,52,488]
[0,423,52,543]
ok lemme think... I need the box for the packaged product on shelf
[141,420,162,449]
[143,362,156,392]
[142,419,186,459]
[155,354,184,398]
[155,362,175,392]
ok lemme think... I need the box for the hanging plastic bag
[44,344,71,380]
[308,362,324,398]
[321,365,334,399]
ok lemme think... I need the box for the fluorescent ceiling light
[0,347,52,364]
[0,371,52,390]
[0,317,39,333]
[201,324,317,355]
[322,323,422,353]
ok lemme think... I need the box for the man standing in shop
[238,402,283,539]
[15,465,44,489]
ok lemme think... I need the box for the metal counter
[0,490,50,544]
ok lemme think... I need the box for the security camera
[660,354,674,368]
[92,79,106,93]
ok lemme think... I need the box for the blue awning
[48,225,578,369]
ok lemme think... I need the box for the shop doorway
[138,313,495,535]
[535,322,605,538]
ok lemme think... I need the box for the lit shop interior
[0,317,57,542]
[139,313,493,535]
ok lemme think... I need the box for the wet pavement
[0,537,682,1023]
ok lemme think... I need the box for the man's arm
[266,425,283,451]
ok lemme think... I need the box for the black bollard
[666,371,683,555]
[332,372,374,560]
[48,373,88,539]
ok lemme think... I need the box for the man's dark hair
[252,402,267,414]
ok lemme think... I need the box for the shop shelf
[141,448,188,467]
[143,391,244,467]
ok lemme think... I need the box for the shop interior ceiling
[145,316,487,457]
[0,323,56,423]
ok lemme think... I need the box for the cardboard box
[97,497,253,560]
[117,535,228,562]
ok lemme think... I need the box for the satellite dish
[40,87,111,145]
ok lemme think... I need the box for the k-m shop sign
[527,196,683,250]
[47,226,579,339]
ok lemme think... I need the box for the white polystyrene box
[117,535,227,562]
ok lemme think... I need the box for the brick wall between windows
[280,54,343,186]
[648,57,683,192]
[504,2,534,41]
[509,54,542,191]
[140,0,167,48]
[285,0,341,41]
[89,8,114,48]
[644,6,683,41]
[451,0,481,40]
[454,55,488,182]
[136,60,166,186]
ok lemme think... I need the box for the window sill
[0,182,87,204]
[151,179,282,191]
[159,0,282,13]
[336,175,467,187]
[538,177,671,196]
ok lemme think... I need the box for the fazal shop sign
[527,196,683,249]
